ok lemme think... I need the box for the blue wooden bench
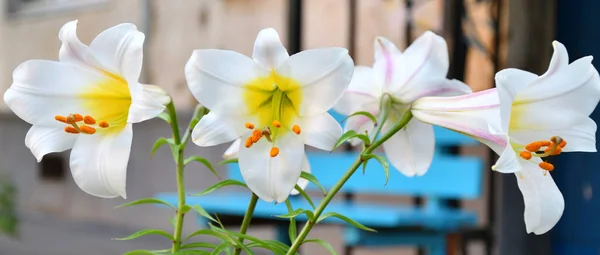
[156,111,484,255]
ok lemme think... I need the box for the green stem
[285,110,414,255]
[369,94,393,142]
[166,101,186,253]
[233,193,259,255]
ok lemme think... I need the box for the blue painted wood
[344,227,447,255]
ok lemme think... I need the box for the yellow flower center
[55,70,131,135]
[241,71,303,157]
[517,136,567,175]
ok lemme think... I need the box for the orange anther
[83,116,96,125]
[270,147,280,157]
[519,151,532,160]
[292,124,301,135]
[98,121,109,128]
[553,147,562,155]
[252,130,262,143]
[245,122,255,129]
[272,120,282,128]
[66,114,77,123]
[539,162,554,171]
[73,114,83,122]
[558,140,567,148]
[55,115,68,123]
[544,143,555,153]
[540,141,551,147]
[64,126,79,134]
[245,137,253,148]
[525,142,542,152]
[80,125,96,135]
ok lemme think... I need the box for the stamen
[80,125,96,135]
[245,137,253,148]
[83,116,96,125]
[99,121,109,128]
[519,151,532,160]
[270,147,280,157]
[558,140,567,148]
[64,126,79,134]
[292,124,301,135]
[261,128,273,142]
[245,122,255,129]
[539,162,554,171]
[55,115,68,123]
[66,114,77,123]
[525,142,542,152]
[252,130,262,143]
[272,120,282,128]
[73,114,83,122]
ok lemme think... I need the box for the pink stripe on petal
[435,120,508,147]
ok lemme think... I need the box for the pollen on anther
[55,115,68,123]
[83,115,96,125]
[245,122,255,129]
[252,130,262,143]
[539,162,554,171]
[558,140,567,148]
[80,125,96,135]
[64,126,79,134]
[73,114,84,122]
[519,151,532,160]
[525,142,542,152]
[245,137,253,148]
[270,147,280,157]
[292,124,301,135]
[98,121,109,128]
[272,120,282,128]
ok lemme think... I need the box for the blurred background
[0,0,596,255]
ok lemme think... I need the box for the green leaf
[275,208,314,221]
[304,239,338,255]
[211,242,232,255]
[123,250,158,255]
[168,217,176,228]
[180,242,219,250]
[184,156,220,179]
[170,250,211,255]
[361,153,390,185]
[181,204,192,214]
[115,198,175,210]
[190,179,247,196]
[151,137,174,156]
[192,204,217,223]
[208,226,254,255]
[293,184,315,209]
[285,200,297,244]
[185,229,229,242]
[361,160,368,175]
[341,111,377,126]
[157,112,171,124]
[217,158,238,165]
[300,171,326,196]
[316,212,376,232]
[114,229,174,241]
[214,228,284,255]
[332,130,370,151]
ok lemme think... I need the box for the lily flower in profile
[333,32,471,177]
[186,28,353,202]
[3,20,167,199]
[412,41,600,234]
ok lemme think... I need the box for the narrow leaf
[211,242,232,255]
[285,200,297,244]
[180,242,219,250]
[217,158,238,165]
[114,229,174,241]
[123,250,158,255]
[361,160,368,175]
[157,112,171,124]
[300,171,326,196]
[190,179,247,196]
[169,217,176,228]
[170,250,211,255]
[317,212,376,232]
[304,239,338,255]
[151,137,173,156]
[362,153,390,185]
[332,130,370,151]
[275,208,314,221]
[181,204,192,214]
[192,204,217,223]
[184,156,221,179]
[341,111,377,125]
[293,184,315,209]
[115,198,175,210]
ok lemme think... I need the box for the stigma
[55,114,110,135]
[242,120,301,157]
[518,136,566,175]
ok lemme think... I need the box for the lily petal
[141,84,171,106]
[127,84,167,123]
[333,66,381,115]
[192,111,251,147]
[58,20,101,69]
[185,49,269,113]
[69,124,133,198]
[494,68,537,132]
[252,28,289,69]
[89,23,145,83]
[394,78,472,103]
[223,138,242,160]
[374,36,402,62]
[238,132,304,202]
[511,117,597,153]
[279,48,354,116]
[296,112,343,151]
[290,155,311,195]
[382,119,434,176]
[515,159,565,235]
[344,114,376,146]
[25,126,77,162]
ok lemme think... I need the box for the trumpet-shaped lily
[186,28,353,202]
[333,32,471,176]
[222,139,311,195]
[3,20,167,199]
[412,41,600,234]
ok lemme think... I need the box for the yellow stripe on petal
[79,71,131,134]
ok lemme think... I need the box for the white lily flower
[412,41,600,234]
[333,32,471,177]
[186,28,353,202]
[3,20,167,199]
[222,139,311,195]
